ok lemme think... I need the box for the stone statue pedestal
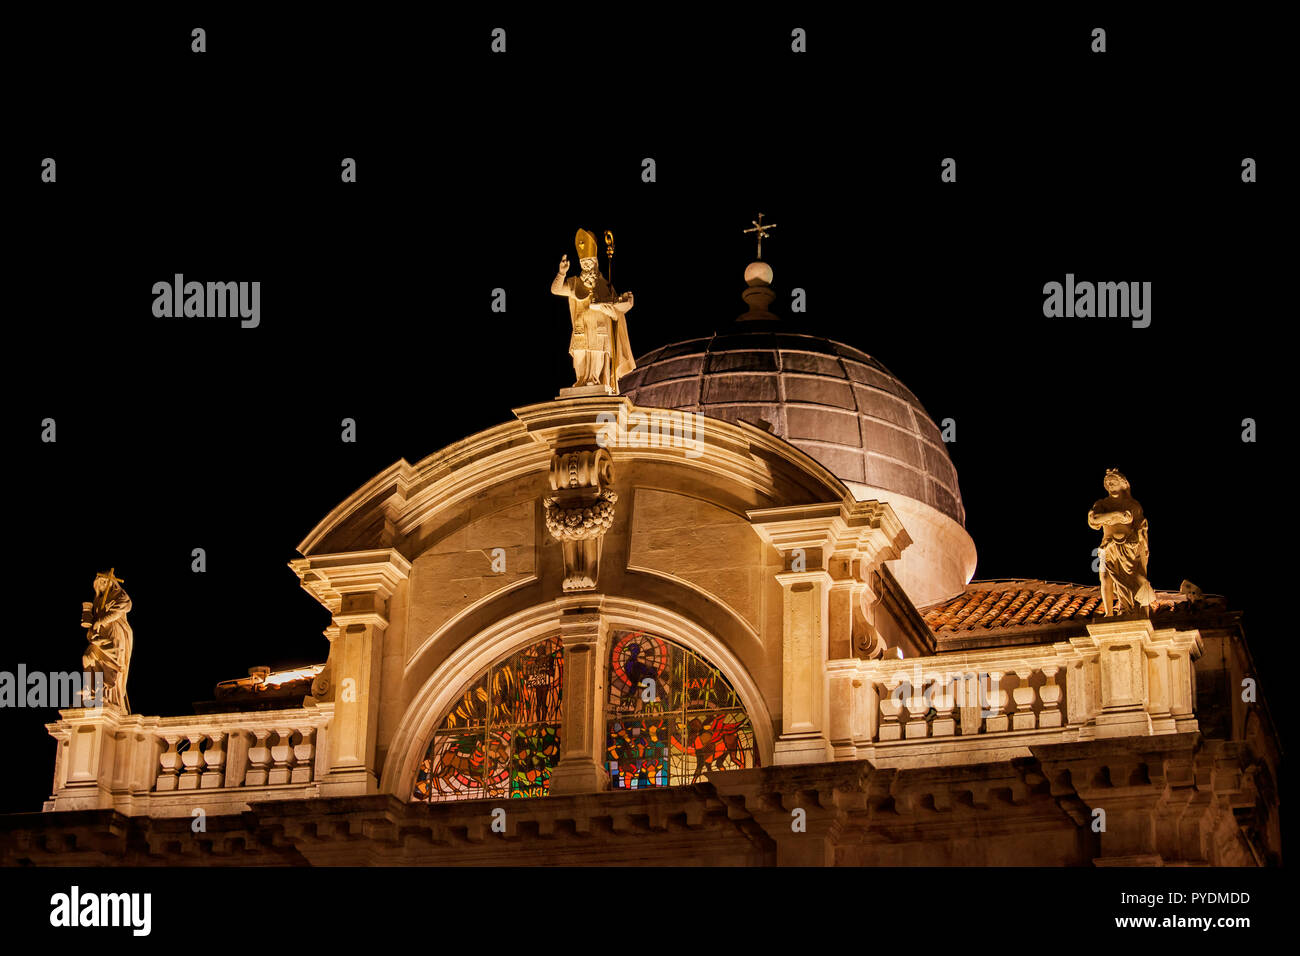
[43,703,131,811]
[558,385,614,399]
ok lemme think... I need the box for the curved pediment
[295,396,855,561]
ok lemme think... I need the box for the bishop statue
[552,228,635,393]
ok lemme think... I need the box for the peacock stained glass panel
[606,629,758,788]
[413,636,563,802]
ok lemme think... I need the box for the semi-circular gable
[296,397,853,561]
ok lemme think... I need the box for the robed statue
[552,228,635,392]
[80,569,133,710]
[1088,470,1155,616]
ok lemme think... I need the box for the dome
[620,331,965,526]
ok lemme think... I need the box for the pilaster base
[547,757,609,795]
[1094,710,1153,738]
[44,784,114,813]
[773,735,832,765]
[829,742,859,761]
[318,768,376,798]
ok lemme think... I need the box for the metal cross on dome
[743,213,777,260]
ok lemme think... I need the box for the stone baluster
[201,732,226,789]
[156,734,183,791]
[245,729,272,786]
[178,732,206,790]
[984,670,1009,733]
[878,676,904,741]
[1039,665,1063,728]
[291,727,316,784]
[1011,667,1038,731]
[905,678,929,739]
[929,675,957,737]
[268,728,297,785]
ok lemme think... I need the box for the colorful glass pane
[493,638,563,725]
[414,636,564,802]
[608,630,676,715]
[511,723,560,797]
[605,630,759,789]
[420,731,510,801]
[669,710,756,783]
[684,651,740,711]
[440,672,489,730]
[607,716,673,789]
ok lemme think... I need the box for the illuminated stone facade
[2,263,1282,867]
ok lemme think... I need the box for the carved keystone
[544,447,617,592]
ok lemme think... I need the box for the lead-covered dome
[620,331,965,526]
[618,257,976,608]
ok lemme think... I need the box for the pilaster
[548,602,610,794]
[290,549,411,796]
[749,499,909,766]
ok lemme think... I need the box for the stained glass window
[413,636,563,802]
[606,629,759,789]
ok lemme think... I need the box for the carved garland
[543,488,618,540]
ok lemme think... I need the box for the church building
[5,229,1282,867]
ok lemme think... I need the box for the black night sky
[2,9,1288,820]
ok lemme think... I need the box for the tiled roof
[921,580,1204,633]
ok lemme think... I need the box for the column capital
[290,548,411,625]
[556,609,604,647]
[775,569,834,589]
[1077,620,1204,656]
[1081,616,1158,643]
[749,499,910,573]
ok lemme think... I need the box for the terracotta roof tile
[921,580,1211,634]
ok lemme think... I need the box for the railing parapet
[44,702,333,816]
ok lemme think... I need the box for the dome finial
[738,214,779,322]
[737,262,778,322]
[742,212,777,260]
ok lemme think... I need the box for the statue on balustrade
[1088,469,1155,616]
[80,568,133,710]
